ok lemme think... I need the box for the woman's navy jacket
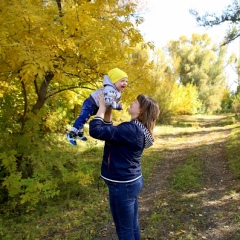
[89,117,154,182]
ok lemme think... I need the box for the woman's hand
[98,91,106,109]
[95,91,108,119]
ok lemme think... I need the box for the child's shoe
[66,131,77,146]
[77,131,88,141]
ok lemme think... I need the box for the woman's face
[128,99,141,118]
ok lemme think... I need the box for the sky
[137,0,239,91]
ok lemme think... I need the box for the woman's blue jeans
[105,177,144,240]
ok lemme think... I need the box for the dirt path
[95,118,240,240]
[194,129,240,239]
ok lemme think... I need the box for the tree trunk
[32,72,54,112]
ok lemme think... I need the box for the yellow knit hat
[107,68,128,83]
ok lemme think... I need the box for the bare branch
[20,79,28,130]
[190,0,240,45]
[55,0,64,17]
[46,85,96,99]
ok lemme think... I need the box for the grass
[1,176,110,240]
[1,139,110,240]
[226,124,240,179]
[143,192,203,239]
[1,114,240,239]
[170,151,204,192]
[142,160,205,238]
[0,128,164,240]
[141,115,240,239]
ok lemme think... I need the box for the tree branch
[189,1,240,45]
[32,72,54,112]
[34,79,39,96]
[55,0,64,17]
[20,79,28,130]
[46,85,96,99]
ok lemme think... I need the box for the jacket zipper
[108,152,111,171]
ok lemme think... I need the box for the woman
[89,92,160,240]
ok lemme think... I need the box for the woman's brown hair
[136,94,160,137]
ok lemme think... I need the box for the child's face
[114,78,128,92]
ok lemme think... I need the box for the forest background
[0,0,240,239]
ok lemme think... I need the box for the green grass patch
[217,116,237,126]
[0,137,111,240]
[141,149,164,183]
[170,152,204,192]
[226,124,240,178]
[1,115,239,239]
[141,191,203,239]
[172,121,199,128]
[141,126,206,239]
[1,193,111,240]
[0,132,165,240]
[141,116,240,239]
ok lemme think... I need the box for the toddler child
[66,67,128,145]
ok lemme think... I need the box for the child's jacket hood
[103,75,115,88]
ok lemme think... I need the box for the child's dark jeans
[73,97,98,130]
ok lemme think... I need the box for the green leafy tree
[149,49,201,122]
[0,0,150,208]
[148,49,173,122]
[232,93,240,114]
[166,34,227,113]
[170,83,201,115]
[221,88,234,112]
[190,0,240,93]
